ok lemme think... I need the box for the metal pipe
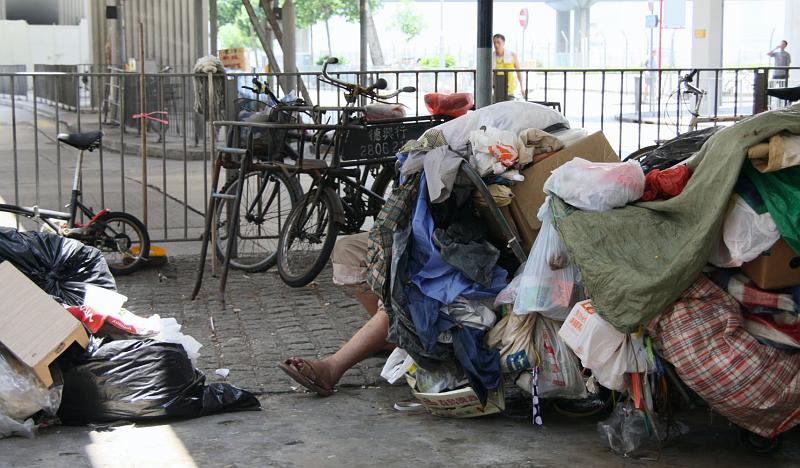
[475,0,492,108]
[138,21,148,227]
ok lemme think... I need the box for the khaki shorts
[331,232,372,295]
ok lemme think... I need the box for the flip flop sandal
[278,357,334,397]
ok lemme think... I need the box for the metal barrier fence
[0,66,795,243]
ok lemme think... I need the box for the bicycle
[212,78,308,272]
[0,132,150,275]
[276,57,431,287]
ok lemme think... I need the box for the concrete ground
[1,257,799,468]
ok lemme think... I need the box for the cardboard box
[0,262,89,386]
[741,238,800,290]
[219,48,248,70]
[405,374,505,418]
[511,132,620,233]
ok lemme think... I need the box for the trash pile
[377,101,800,455]
[0,228,259,439]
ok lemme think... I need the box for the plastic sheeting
[0,228,116,306]
[58,339,260,424]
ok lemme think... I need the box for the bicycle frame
[0,148,105,232]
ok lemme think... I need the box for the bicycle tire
[623,144,659,162]
[93,211,150,276]
[367,165,396,215]
[215,170,301,273]
[276,189,339,287]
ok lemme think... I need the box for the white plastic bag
[468,126,521,176]
[380,348,416,384]
[414,361,467,393]
[543,158,645,212]
[709,195,780,268]
[486,313,538,373]
[364,103,407,121]
[534,316,587,399]
[559,301,653,391]
[513,198,579,320]
[0,347,62,439]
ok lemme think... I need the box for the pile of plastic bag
[0,230,260,439]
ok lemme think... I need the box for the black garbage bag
[638,126,722,173]
[0,228,116,305]
[57,339,260,424]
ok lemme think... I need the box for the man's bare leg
[281,292,394,392]
[355,291,380,317]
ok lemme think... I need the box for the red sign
[519,8,529,29]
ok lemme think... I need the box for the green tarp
[552,104,800,332]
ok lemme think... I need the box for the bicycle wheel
[277,188,339,287]
[215,170,300,272]
[368,164,396,215]
[92,211,150,276]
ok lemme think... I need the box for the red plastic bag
[640,164,691,201]
[424,92,474,118]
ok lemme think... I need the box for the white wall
[0,18,92,70]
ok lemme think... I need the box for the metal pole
[210,0,218,55]
[283,0,297,93]
[476,0,493,108]
[360,0,368,78]
[116,0,126,67]
[138,21,148,227]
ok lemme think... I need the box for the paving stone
[115,256,381,392]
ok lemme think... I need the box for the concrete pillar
[210,0,217,55]
[283,0,297,93]
[785,0,800,82]
[573,6,590,66]
[359,0,367,77]
[0,0,7,20]
[475,0,492,108]
[691,0,723,113]
[555,9,570,66]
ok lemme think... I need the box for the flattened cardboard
[0,262,89,386]
[511,132,620,233]
[741,238,800,290]
[405,374,505,418]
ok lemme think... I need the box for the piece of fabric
[748,132,800,173]
[433,225,500,288]
[435,101,569,151]
[518,128,564,166]
[365,174,421,297]
[743,313,800,350]
[409,175,507,305]
[386,224,456,366]
[441,297,497,331]
[399,128,448,154]
[401,144,467,204]
[742,159,800,256]
[648,276,800,438]
[708,269,796,313]
[473,184,514,208]
[551,104,800,332]
[331,232,370,286]
[639,164,692,201]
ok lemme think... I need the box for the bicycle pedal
[212,192,237,200]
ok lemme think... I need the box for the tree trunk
[325,19,333,57]
[366,13,384,66]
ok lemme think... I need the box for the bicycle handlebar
[321,56,415,101]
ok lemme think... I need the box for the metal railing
[0,65,795,243]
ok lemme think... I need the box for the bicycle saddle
[58,131,103,151]
[766,86,800,103]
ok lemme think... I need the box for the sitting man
[278,232,393,396]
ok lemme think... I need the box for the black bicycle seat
[57,131,103,151]
[766,86,800,102]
